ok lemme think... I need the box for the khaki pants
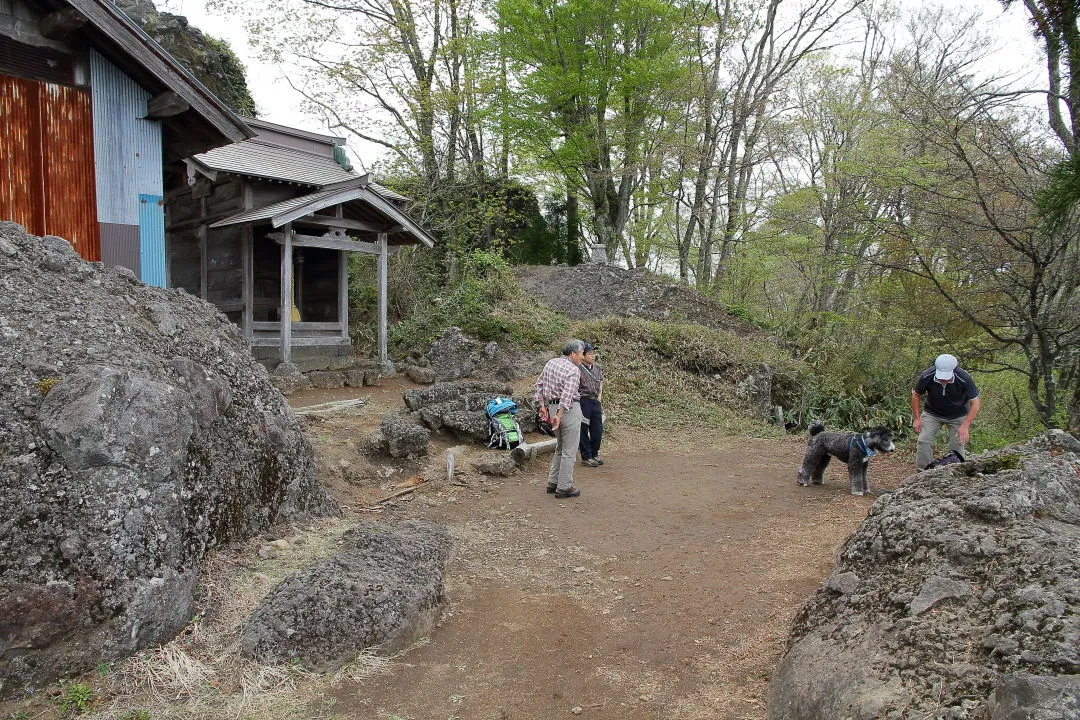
[548,401,582,491]
[917,410,965,470]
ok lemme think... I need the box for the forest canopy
[212,0,1080,434]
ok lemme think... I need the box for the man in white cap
[911,354,981,470]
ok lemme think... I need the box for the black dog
[796,421,895,495]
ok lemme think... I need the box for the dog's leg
[848,460,866,495]
[796,454,813,486]
[812,455,830,485]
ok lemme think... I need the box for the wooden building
[0,0,251,275]
[171,119,436,369]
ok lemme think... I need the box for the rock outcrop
[401,379,541,443]
[768,430,1080,720]
[0,224,339,695]
[114,0,257,116]
[240,520,451,669]
[402,327,521,382]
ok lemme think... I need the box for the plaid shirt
[534,356,581,410]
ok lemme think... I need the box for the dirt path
[289,381,914,720]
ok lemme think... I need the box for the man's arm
[958,397,981,444]
[911,390,923,433]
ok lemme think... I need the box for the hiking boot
[546,483,557,493]
[554,487,581,498]
[583,458,600,467]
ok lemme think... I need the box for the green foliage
[55,682,94,717]
[386,250,569,354]
[571,317,805,437]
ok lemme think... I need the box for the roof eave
[67,0,254,149]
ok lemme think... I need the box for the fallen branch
[362,487,415,509]
[293,397,370,416]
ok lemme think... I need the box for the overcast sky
[158,0,1045,166]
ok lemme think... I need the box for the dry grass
[78,516,428,720]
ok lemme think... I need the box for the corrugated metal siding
[91,49,147,225]
[100,222,139,277]
[90,49,163,274]
[40,82,99,259]
[0,75,44,234]
[138,194,165,286]
[0,74,98,258]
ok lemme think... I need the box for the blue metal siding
[90,49,165,281]
[139,194,165,287]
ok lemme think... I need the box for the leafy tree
[496,0,692,260]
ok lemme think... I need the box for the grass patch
[71,518,424,720]
[570,317,806,446]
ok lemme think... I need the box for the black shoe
[582,458,600,467]
[595,458,604,465]
[554,487,581,498]
[546,483,557,493]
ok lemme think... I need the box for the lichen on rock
[0,222,339,695]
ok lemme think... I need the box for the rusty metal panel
[0,74,98,258]
[39,81,99,260]
[0,74,44,235]
[99,222,139,277]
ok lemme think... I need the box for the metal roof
[209,189,343,227]
[369,182,410,203]
[192,139,356,187]
[190,138,413,205]
[209,181,436,248]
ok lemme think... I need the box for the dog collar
[850,435,874,458]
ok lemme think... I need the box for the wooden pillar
[281,224,293,365]
[377,232,388,366]
[241,185,253,339]
[339,250,349,339]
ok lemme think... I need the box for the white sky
[159,0,1046,165]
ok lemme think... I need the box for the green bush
[387,250,568,355]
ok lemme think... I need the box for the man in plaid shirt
[534,339,586,498]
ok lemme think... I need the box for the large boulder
[361,415,431,459]
[405,327,520,382]
[0,224,339,696]
[240,520,452,669]
[768,431,1080,720]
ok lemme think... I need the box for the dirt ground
[290,378,915,720]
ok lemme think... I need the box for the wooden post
[281,224,294,365]
[241,184,253,340]
[198,196,208,300]
[339,250,349,339]
[377,232,388,367]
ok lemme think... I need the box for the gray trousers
[917,410,965,470]
[548,401,582,491]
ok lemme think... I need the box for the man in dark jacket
[911,354,981,470]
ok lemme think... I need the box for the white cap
[934,354,958,381]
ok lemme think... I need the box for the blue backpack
[486,397,523,449]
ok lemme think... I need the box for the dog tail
[808,420,825,436]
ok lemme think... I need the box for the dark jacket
[914,367,979,420]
